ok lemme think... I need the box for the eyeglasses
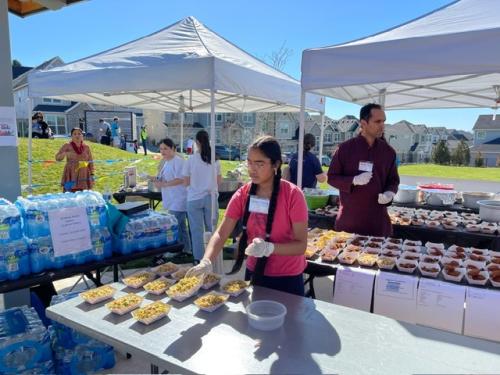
[246,160,270,169]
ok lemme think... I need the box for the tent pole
[297,90,306,188]
[210,88,222,274]
[379,89,386,107]
[179,95,185,153]
[27,97,33,192]
[319,111,325,160]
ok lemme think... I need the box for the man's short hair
[113,117,118,121]
[360,103,383,122]
[99,118,104,122]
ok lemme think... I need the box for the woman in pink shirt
[186,136,308,295]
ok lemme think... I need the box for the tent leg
[297,90,306,188]
[319,112,325,160]
[179,95,185,153]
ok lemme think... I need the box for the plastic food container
[151,262,179,276]
[220,280,249,297]
[396,259,418,273]
[143,277,176,295]
[194,292,229,312]
[122,271,156,289]
[246,300,287,331]
[80,285,116,304]
[105,294,143,315]
[132,301,171,324]
[418,262,441,278]
[202,273,222,290]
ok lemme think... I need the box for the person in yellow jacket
[140,125,148,155]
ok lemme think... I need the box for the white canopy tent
[28,16,324,269]
[297,0,500,186]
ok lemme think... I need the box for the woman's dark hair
[159,137,176,150]
[196,130,211,164]
[229,136,282,286]
[70,127,83,135]
[304,133,316,153]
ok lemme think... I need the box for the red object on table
[418,183,455,190]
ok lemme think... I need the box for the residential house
[308,115,338,156]
[13,57,140,141]
[470,115,500,167]
[384,120,417,163]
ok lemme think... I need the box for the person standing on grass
[327,103,399,237]
[55,127,95,192]
[287,133,327,189]
[153,138,191,262]
[140,125,148,155]
[110,117,121,148]
[183,130,221,263]
[186,136,308,296]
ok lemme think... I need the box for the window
[45,114,67,135]
[476,131,486,140]
[277,121,289,138]
[42,98,62,104]
[325,132,333,143]
[216,114,223,122]
[17,119,28,137]
[243,113,252,123]
[333,133,340,142]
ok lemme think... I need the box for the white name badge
[249,196,270,214]
[358,161,373,172]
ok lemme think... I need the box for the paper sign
[48,207,91,257]
[333,266,376,312]
[416,278,465,334]
[0,106,18,146]
[373,271,418,323]
[464,287,500,342]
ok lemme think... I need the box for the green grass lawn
[397,164,500,181]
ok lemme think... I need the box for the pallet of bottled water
[0,199,31,281]
[29,227,113,273]
[115,210,179,254]
[16,191,108,238]
[0,306,54,374]
[49,293,115,374]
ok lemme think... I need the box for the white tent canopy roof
[301,0,500,109]
[28,16,324,113]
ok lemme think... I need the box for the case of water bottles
[0,198,22,243]
[0,239,31,282]
[29,227,112,273]
[49,293,115,375]
[0,306,54,374]
[114,210,179,254]
[16,191,108,238]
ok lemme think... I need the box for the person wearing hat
[287,133,327,189]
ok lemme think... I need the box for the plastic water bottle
[103,187,112,204]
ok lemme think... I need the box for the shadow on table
[130,316,171,335]
[163,286,341,373]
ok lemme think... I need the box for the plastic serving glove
[378,191,395,204]
[245,238,275,258]
[185,258,212,278]
[353,172,373,186]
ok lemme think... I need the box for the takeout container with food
[105,293,144,315]
[122,271,156,289]
[489,270,500,287]
[465,270,489,286]
[132,301,171,325]
[143,277,176,295]
[220,280,249,297]
[357,252,378,267]
[151,262,179,277]
[377,256,396,270]
[396,259,418,273]
[171,267,189,280]
[167,276,203,302]
[418,262,441,278]
[80,285,116,304]
[401,251,421,262]
[202,273,222,289]
[337,251,358,265]
[194,292,229,312]
[442,266,466,283]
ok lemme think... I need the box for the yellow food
[80,285,115,301]
[168,276,201,295]
[144,279,174,292]
[123,272,155,286]
[377,257,395,268]
[155,263,178,274]
[222,280,248,293]
[172,268,188,279]
[107,294,143,310]
[195,293,228,308]
[133,301,170,320]
[203,273,221,286]
[358,253,378,265]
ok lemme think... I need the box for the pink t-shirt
[225,180,308,276]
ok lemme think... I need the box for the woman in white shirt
[183,130,221,262]
[154,138,191,255]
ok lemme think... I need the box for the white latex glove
[353,172,373,186]
[378,191,395,204]
[185,258,212,278]
[245,238,274,258]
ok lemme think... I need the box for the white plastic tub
[246,300,287,331]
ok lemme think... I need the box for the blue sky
[8,0,489,131]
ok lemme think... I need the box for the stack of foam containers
[49,293,115,375]
[114,210,179,254]
[0,199,30,281]
[16,191,112,273]
[0,306,54,374]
